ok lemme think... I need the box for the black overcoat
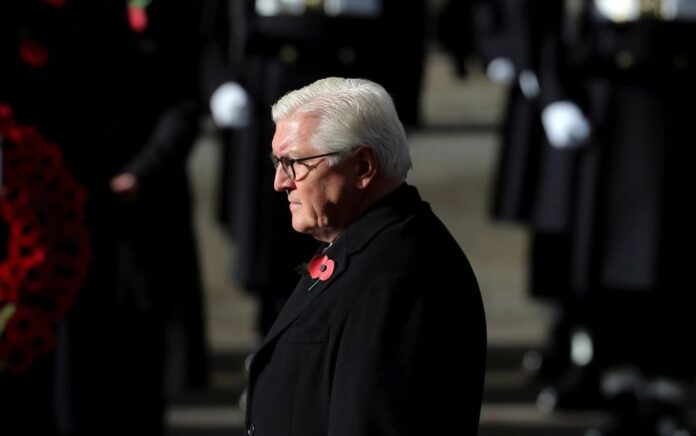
[473,0,574,231]
[246,184,487,436]
[473,0,575,298]
[537,1,696,294]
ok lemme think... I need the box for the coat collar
[258,183,424,349]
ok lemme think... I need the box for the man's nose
[273,165,294,192]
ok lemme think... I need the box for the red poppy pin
[308,255,335,281]
[295,253,336,291]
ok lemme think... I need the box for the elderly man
[246,77,486,436]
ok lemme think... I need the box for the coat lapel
[255,184,421,351]
[259,249,349,349]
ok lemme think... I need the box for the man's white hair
[272,77,411,179]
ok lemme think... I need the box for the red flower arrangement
[0,104,90,374]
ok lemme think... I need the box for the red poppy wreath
[0,103,90,373]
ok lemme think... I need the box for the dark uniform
[202,0,427,334]
[436,0,474,78]
[472,0,584,394]
[538,0,696,432]
[1,1,209,434]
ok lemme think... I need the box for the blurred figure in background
[1,1,209,434]
[537,0,696,434]
[436,0,474,79]
[471,0,598,411]
[201,0,428,336]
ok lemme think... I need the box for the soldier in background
[436,0,474,79]
[537,1,696,434]
[202,0,427,335]
[470,0,601,411]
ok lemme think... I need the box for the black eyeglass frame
[270,151,344,180]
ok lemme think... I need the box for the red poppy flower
[43,0,66,9]
[308,255,335,281]
[19,39,49,68]
[127,5,149,33]
[0,104,13,127]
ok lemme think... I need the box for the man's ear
[353,145,378,189]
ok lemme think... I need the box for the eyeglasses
[270,151,343,181]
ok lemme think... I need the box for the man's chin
[291,219,309,235]
[292,221,325,241]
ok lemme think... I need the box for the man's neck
[356,177,403,216]
[313,178,404,244]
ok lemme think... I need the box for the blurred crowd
[1,1,696,435]
[476,1,696,436]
